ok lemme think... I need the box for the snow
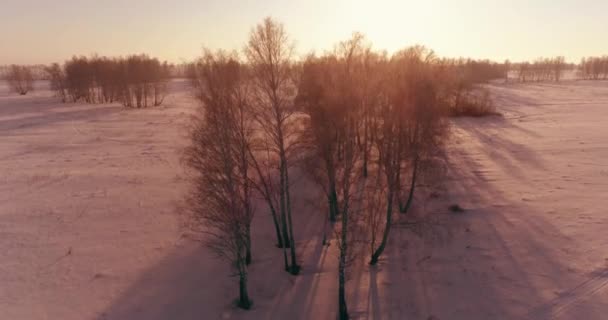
[1,79,607,319]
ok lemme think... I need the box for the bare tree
[45,63,67,102]
[7,65,34,95]
[553,56,566,82]
[359,49,386,179]
[297,55,343,223]
[368,92,400,265]
[184,50,255,308]
[245,17,301,274]
[247,138,286,250]
[152,61,170,106]
[398,79,448,213]
[64,56,95,102]
[299,35,377,318]
[365,170,387,266]
[335,116,362,320]
[369,47,447,264]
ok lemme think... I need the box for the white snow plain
[1,79,607,319]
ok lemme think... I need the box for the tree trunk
[325,155,338,222]
[269,205,284,248]
[322,211,329,245]
[279,146,292,248]
[144,85,148,107]
[238,271,252,310]
[338,196,349,320]
[278,160,290,271]
[399,157,419,213]
[245,225,252,265]
[362,118,369,178]
[328,179,338,223]
[283,156,300,275]
[370,190,394,265]
[247,146,286,249]
[338,254,348,320]
[282,217,291,249]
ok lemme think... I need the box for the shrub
[449,88,500,117]
[7,65,34,95]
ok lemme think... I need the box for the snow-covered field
[1,79,607,319]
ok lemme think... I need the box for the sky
[1,0,607,65]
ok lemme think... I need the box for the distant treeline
[512,57,568,82]
[3,54,608,103]
[0,62,190,80]
[580,56,608,80]
[46,55,170,107]
[507,56,608,82]
[440,58,506,83]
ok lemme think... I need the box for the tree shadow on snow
[0,101,122,134]
[97,115,605,320]
[350,115,605,319]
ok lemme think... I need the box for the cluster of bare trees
[6,65,34,95]
[184,18,450,319]
[185,18,302,310]
[515,56,566,82]
[580,56,608,80]
[297,38,448,319]
[46,55,170,107]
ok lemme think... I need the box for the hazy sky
[2,0,607,65]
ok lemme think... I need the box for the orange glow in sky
[2,0,607,64]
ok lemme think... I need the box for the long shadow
[367,267,382,319]
[97,96,605,319]
[0,102,122,134]
[453,117,546,180]
[471,115,543,139]
[97,243,230,320]
[441,144,604,319]
[98,167,335,320]
[366,163,546,319]
[254,167,339,319]
[488,84,543,108]
[355,111,606,319]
